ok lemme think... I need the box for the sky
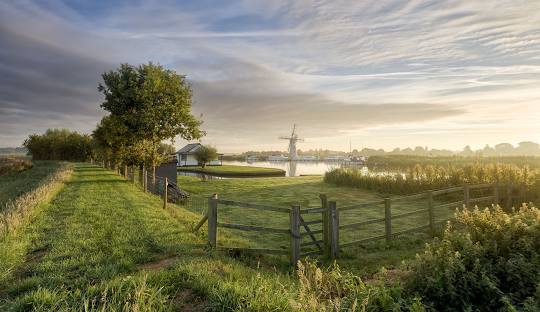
[1,0,540,153]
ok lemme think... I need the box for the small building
[175,143,222,167]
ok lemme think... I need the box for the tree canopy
[95,62,204,172]
[194,145,218,168]
[23,129,92,161]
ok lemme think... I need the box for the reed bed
[0,163,72,237]
[326,163,539,195]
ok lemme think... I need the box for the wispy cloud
[0,0,539,151]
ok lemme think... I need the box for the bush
[406,205,540,311]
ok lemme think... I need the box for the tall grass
[293,204,540,311]
[325,163,538,194]
[367,155,540,170]
[0,163,72,237]
[0,157,32,176]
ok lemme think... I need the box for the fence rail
[93,161,530,267]
[192,181,529,266]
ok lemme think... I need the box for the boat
[246,155,258,162]
[268,155,289,161]
[298,155,318,161]
[324,155,350,161]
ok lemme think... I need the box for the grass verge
[178,165,286,177]
[0,164,298,311]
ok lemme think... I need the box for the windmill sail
[279,124,303,161]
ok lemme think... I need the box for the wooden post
[290,204,301,266]
[464,185,470,208]
[143,168,147,193]
[163,177,168,209]
[124,165,128,177]
[493,183,499,206]
[384,198,392,243]
[208,194,218,247]
[329,201,339,259]
[428,191,435,235]
[320,194,330,256]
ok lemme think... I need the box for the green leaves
[194,145,218,168]
[95,62,204,167]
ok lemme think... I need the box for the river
[222,160,367,177]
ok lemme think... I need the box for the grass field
[0,161,61,207]
[176,175,471,273]
[178,164,286,177]
[0,164,301,311]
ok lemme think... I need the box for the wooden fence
[194,183,529,266]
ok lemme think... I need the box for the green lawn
[177,175,463,274]
[0,164,297,311]
[178,165,285,177]
[0,161,60,207]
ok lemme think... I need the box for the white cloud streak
[0,0,539,152]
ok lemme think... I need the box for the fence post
[163,177,168,209]
[208,194,218,248]
[143,168,147,193]
[329,201,339,259]
[319,194,330,256]
[384,198,392,243]
[428,191,435,235]
[464,185,470,208]
[493,183,499,206]
[290,204,301,266]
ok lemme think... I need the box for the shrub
[405,205,540,311]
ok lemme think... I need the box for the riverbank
[177,164,285,177]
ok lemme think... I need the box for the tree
[98,62,204,181]
[194,145,218,168]
[23,129,92,161]
[494,143,514,156]
[516,141,540,156]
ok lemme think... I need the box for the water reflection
[224,160,352,177]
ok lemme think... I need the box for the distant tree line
[227,142,540,159]
[23,129,92,161]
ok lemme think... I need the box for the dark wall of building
[156,160,177,185]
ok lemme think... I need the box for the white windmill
[279,124,304,161]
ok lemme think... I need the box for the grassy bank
[177,175,459,274]
[178,165,285,177]
[0,164,298,310]
[0,161,62,206]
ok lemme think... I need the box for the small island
[177,165,285,177]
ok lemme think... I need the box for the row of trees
[233,142,540,159]
[23,63,206,178]
[92,63,203,179]
[23,129,93,161]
